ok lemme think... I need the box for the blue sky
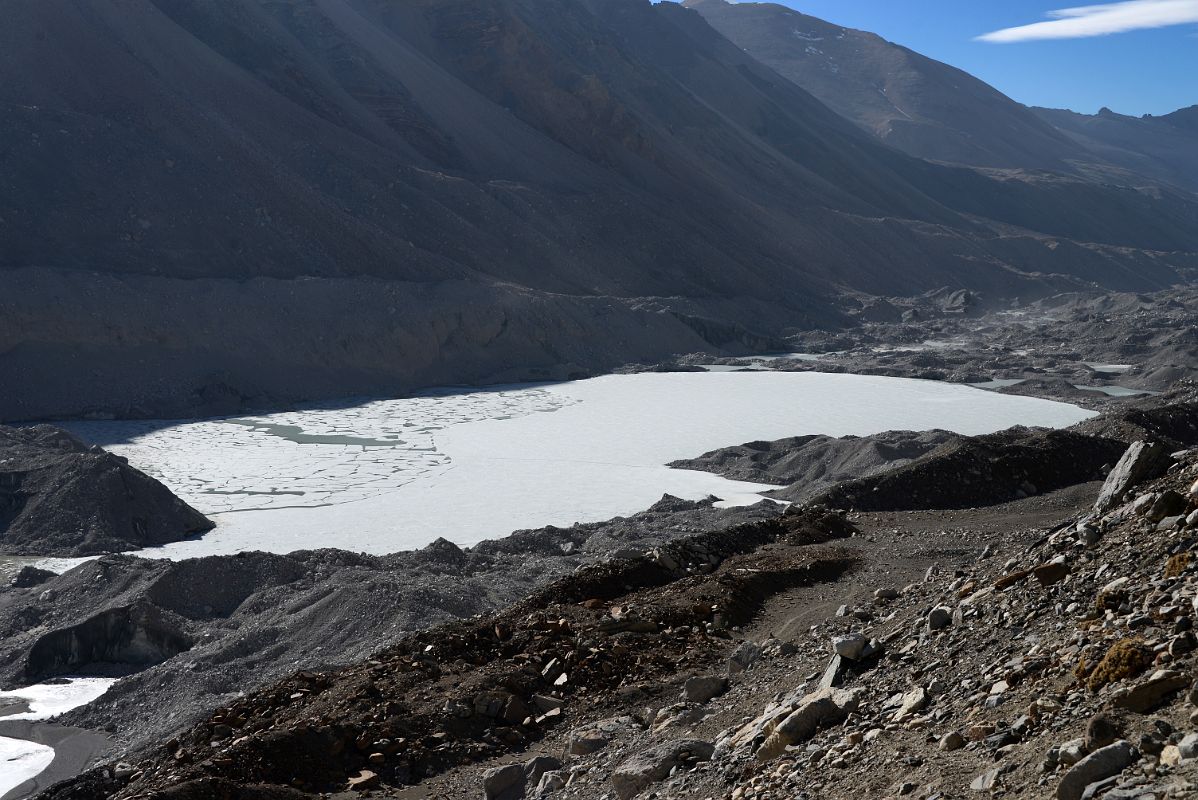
[763,1,1198,116]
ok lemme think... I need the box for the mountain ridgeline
[1,0,1196,420]
[686,0,1198,193]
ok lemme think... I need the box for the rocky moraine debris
[0,424,212,557]
[37,507,859,799]
[667,289,1198,407]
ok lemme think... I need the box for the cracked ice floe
[58,373,1094,561]
[63,386,574,515]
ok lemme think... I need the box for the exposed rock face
[0,425,213,556]
[26,603,192,681]
[669,430,953,499]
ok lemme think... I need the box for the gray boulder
[483,763,526,800]
[727,640,762,674]
[611,739,714,799]
[1094,441,1171,514]
[831,632,867,660]
[928,606,953,631]
[523,756,562,789]
[1056,740,1135,800]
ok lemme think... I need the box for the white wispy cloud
[978,0,1198,42]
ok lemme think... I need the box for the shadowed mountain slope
[682,0,1082,171]
[686,0,1198,197]
[1032,105,1198,195]
[1,0,1196,419]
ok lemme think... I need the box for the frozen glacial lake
[0,736,52,798]
[0,678,116,797]
[61,372,1096,560]
[0,678,117,723]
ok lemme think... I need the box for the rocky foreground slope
[0,425,212,557]
[0,498,781,756]
[24,390,1198,800]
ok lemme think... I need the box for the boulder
[927,606,953,631]
[755,687,863,761]
[483,764,525,800]
[536,771,566,794]
[1179,732,1198,760]
[1034,558,1069,587]
[1056,740,1135,800]
[1058,738,1087,767]
[893,687,928,720]
[818,654,843,690]
[1094,442,1171,514]
[346,770,378,790]
[683,675,728,704]
[1109,670,1189,713]
[524,756,561,787]
[831,633,867,660]
[568,716,636,756]
[611,739,714,799]
[995,568,1033,590]
[971,768,1001,792]
[939,731,965,751]
[1146,491,1189,523]
[727,640,762,674]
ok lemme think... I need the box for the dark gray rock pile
[669,430,954,502]
[0,425,212,557]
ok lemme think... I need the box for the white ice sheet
[0,737,54,797]
[0,678,118,722]
[57,372,1095,560]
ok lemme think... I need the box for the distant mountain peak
[687,0,1078,170]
